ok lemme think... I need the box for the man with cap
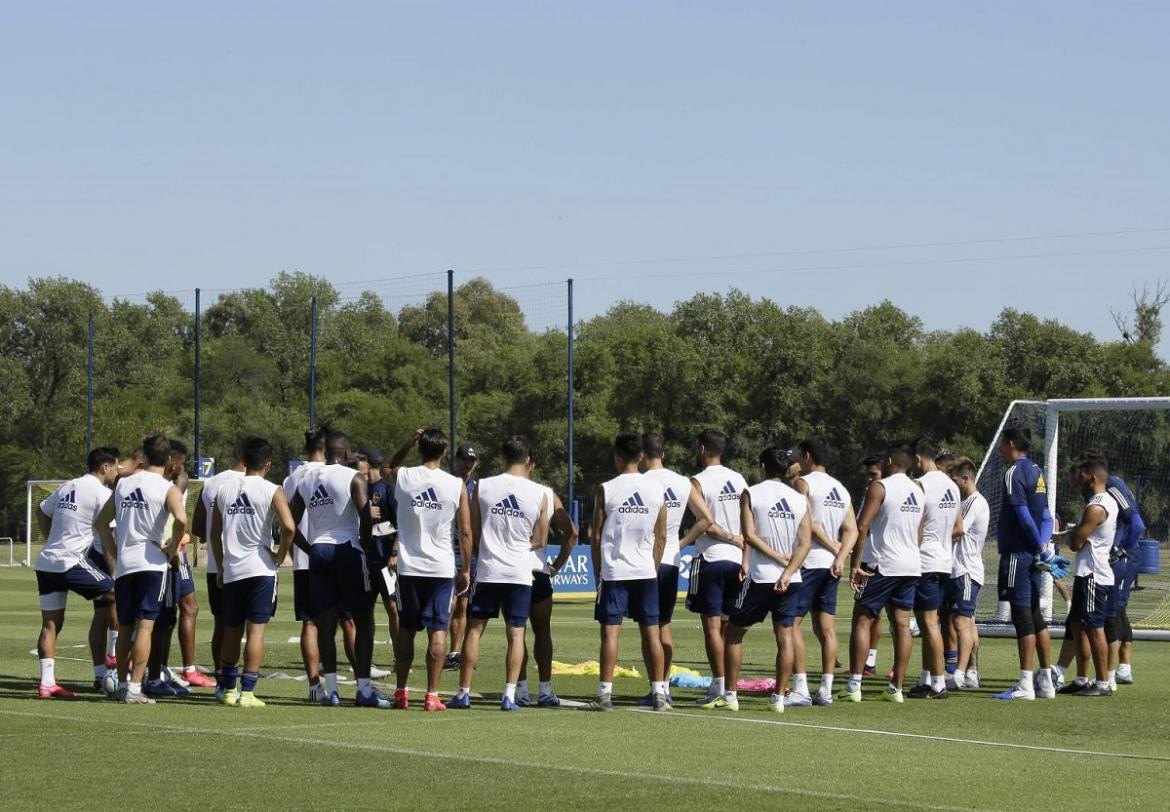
[364,447,398,674]
[444,444,480,670]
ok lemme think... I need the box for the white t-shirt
[36,474,109,573]
[395,465,463,578]
[869,473,923,578]
[200,469,245,575]
[692,464,748,564]
[1076,492,1118,585]
[299,463,360,547]
[746,480,807,584]
[284,460,322,571]
[113,470,175,577]
[218,474,280,583]
[641,467,692,569]
[599,472,665,581]
[801,470,849,571]
[951,492,989,584]
[918,470,960,575]
[530,484,557,575]
[475,473,546,585]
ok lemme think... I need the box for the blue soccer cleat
[447,693,472,709]
[537,692,561,708]
[355,689,392,709]
[500,696,520,712]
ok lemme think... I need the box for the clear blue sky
[3,2,1168,351]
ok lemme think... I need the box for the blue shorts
[914,572,948,612]
[596,578,659,626]
[36,560,115,607]
[206,572,223,617]
[1072,575,1112,630]
[308,543,376,618]
[396,574,455,632]
[174,552,196,598]
[114,570,168,626]
[87,546,113,575]
[997,552,1043,609]
[470,581,532,627]
[946,574,981,617]
[797,567,839,615]
[222,575,279,626]
[856,572,918,615]
[531,571,554,604]
[657,564,680,625]
[685,557,741,617]
[728,579,803,628]
[1115,557,1141,610]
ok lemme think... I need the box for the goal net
[975,398,1170,637]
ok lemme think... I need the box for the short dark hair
[87,447,119,472]
[304,425,328,455]
[350,451,368,469]
[1001,426,1032,453]
[325,431,351,463]
[614,432,643,460]
[886,443,915,470]
[241,436,273,470]
[797,436,831,466]
[952,457,978,478]
[128,448,144,463]
[168,439,188,458]
[759,446,791,479]
[1078,448,1108,466]
[1079,458,1108,479]
[861,453,884,468]
[642,432,666,460]
[418,428,449,463]
[697,428,727,456]
[502,435,531,466]
[142,434,171,467]
[911,436,937,459]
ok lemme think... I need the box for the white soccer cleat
[1036,681,1056,700]
[811,689,833,707]
[369,665,392,679]
[994,685,1036,701]
[782,691,813,707]
[964,670,980,689]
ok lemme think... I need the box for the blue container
[1139,539,1161,575]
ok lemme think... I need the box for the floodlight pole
[448,269,457,470]
[567,278,575,505]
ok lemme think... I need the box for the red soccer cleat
[38,684,78,700]
[183,670,216,688]
[424,693,446,712]
[393,689,409,710]
[105,655,117,670]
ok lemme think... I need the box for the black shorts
[293,569,312,622]
[531,571,554,604]
[657,564,680,624]
[1072,575,1112,630]
[206,572,223,617]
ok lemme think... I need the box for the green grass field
[2,566,1168,810]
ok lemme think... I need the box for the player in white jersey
[852,454,885,676]
[637,432,712,706]
[445,444,480,671]
[516,448,579,708]
[945,458,988,690]
[791,437,859,707]
[94,434,189,704]
[281,427,327,697]
[450,436,549,711]
[908,438,963,700]
[685,429,749,709]
[90,450,146,674]
[1063,458,1118,697]
[211,437,295,707]
[586,433,669,711]
[33,447,121,699]
[839,444,925,704]
[723,447,813,713]
[289,430,384,708]
[386,428,472,711]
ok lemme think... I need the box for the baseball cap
[361,447,385,467]
[456,444,478,460]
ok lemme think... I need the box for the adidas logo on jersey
[411,487,442,510]
[718,481,740,502]
[823,487,846,510]
[57,490,78,512]
[939,488,957,509]
[900,492,921,513]
[663,487,682,509]
[226,492,255,516]
[490,494,524,517]
[120,488,148,510]
[618,492,651,515]
[308,484,334,509]
[768,498,796,519]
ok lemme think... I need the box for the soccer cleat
[355,690,393,709]
[862,666,876,677]
[584,693,614,711]
[443,652,461,671]
[812,690,833,707]
[516,695,532,708]
[38,684,77,700]
[835,687,862,703]
[880,687,904,704]
[123,689,156,705]
[782,691,813,707]
[906,684,932,699]
[767,695,785,713]
[1116,672,1134,685]
[1036,682,1056,700]
[994,686,1036,701]
[144,680,179,698]
[308,683,326,704]
[537,692,562,709]
[1058,680,1089,695]
[923,688,949,700]
[652,693,670,711]
[183,670,216,688]
[392,690,409,710]
[1073,683,1112,697]
[964,671,981,689]
[104,655,117,670]
[236,692,266,708]
[219,688,240,706]
[326,691,341,707]
[369,665,392,679]
[722,695,740,712]
[696,692,727,709]
[637,692,655,707]
[448,693,472,709]
[162,667,189,689]
[500,696,520,712]
[424,694,447,712]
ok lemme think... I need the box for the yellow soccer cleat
[696,693,727,710]
[219,688,240,707]
[880,687,904,704]
[835,687,863,703]
[236,691,266,708]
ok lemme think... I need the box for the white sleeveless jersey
[284,461,322,571]
[395,465,463,578]
[475,473,546,585]
[952,492,989,584]
[746,480,807,584]
[530,484,557,574]
[857,495,877,566]
[113,470,174,576]
[36,473,109,573]
[201,469,245,575]
[641,467,692,569]
[869,473,923,578]
[600,472,665,581]
[918,470,960,574]
[1076,492,1118,585]
[692,465,749,564]
[218,474,280,583]
[800,470,849,571]
[298,463,360,547]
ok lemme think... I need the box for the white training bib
[800,470,849,571]
[746,479,807,584]
[476,473,546,585]
[36,473,109,573]
[918,469,960,575]
[218,474,280,583]
[600,472,664,581]
[395,465,463,578]
[201,469,245,575]
[642,467,692,569]
[952,492,989,584]
[1076,492,1118,585]
[300,463,360,547]
[530,484,557,574]
[869,473,923,578]
[284,461,323,571]
[114,470,174,577]
[692,464,748,565]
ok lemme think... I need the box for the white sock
[1037,667,1052,686]
[965,669,979,683]
[952,671,966,688]
[1117,663,1132,678]
[918,669,930,687]
[652,681,667,696]
[1019,669,1034,691]
[793,673,808,695]
[1097,679,1111,691]
[599,680,613,696]
[886,682,900,694]
[820,673,834,693]
[847,673,862,692]
[128,680,142,694]
[516,679,529,697]
[1107,670,1116,685]
[770,692,784,704]
[183,665,198,675]
[39,658,56,688]
[713,676,725,695]
[931,674,945,692]
[504,682,517,701]
[325,673,338,694]
[725,690,737,702]
[94,664,107,679]
[357,677,372,695]
[106,630,118,658]
[539,680,553,696]
[456,685,470,698]
[1073,674,1088,686]
[865,649,878,668]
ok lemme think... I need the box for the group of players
[31,421,1144,709]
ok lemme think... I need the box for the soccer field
[2,567,1168,810]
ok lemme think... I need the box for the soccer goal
[974,398,1170,640]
